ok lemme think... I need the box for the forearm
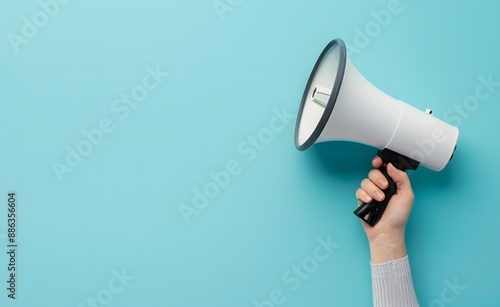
[369,235,419,307]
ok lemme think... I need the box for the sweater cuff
[371,255,419,307]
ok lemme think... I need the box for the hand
[355,156,415,263]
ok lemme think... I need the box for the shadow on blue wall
[306,139,460,190]
[308,141,378,176]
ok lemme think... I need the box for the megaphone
[295,39,459,226]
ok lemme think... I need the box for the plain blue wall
[1,0,499,306]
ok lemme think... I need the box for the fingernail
[372,157,378,163]
[376,191,384,201]
[378,179,388,188]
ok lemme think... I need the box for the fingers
[356,158,414,206]
[361,178,385,202]
[386,163,412,191]
[356,188,372,205]
[372,156,383,169]
[386,163,414,203]
[356,167,388,203]
[368,169,388,189]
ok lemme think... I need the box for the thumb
[387,163,412,192]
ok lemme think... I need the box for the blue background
[1,0,499,306]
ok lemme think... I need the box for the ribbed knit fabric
[371,255,419,307]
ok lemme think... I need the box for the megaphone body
[295,39,459,226]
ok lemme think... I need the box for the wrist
[368,232,407,264]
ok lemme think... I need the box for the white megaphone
[295,39,459,226]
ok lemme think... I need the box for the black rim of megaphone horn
[294,38,347,151]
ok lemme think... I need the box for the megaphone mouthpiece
[312,86,332,108]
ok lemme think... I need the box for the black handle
[353,148,420,226]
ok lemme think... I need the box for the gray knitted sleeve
[371,255,419,307]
